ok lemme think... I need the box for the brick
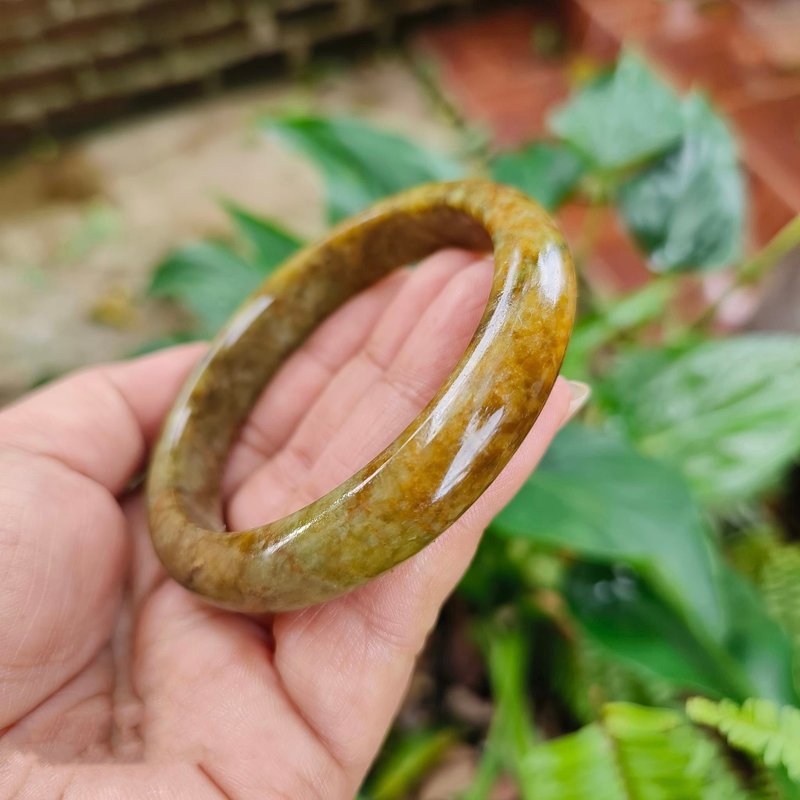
[558,203,649,293]
[46,15,147,62]
[177,24,261,78]
[0,0,50,41]
[735,0,800,70]
[275,1,343,43]
[731,93,800,215]
[745,167,796,248]
[137,0,239,43]
[568,0,665,37]
[0,70,77,120]
[58,0,157,21]
[0,37,85,80]
[416,6,571,146]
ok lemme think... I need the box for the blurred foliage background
[3,1,800,797]
[143,54,800,799]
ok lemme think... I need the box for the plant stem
[693,214,800,329]
[574,201,606,315]
[459,735,502,800]
[406,50,492,172]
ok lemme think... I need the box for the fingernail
[565,380,591,422]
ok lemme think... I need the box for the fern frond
[513,703,750,799]
[555,636,676,723]
[726,534,800,687]
[687,697,800,783]
[760,547,800,653]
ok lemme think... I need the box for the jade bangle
[146,180,576,612]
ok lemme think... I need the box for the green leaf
[549,51,683,171]
[716,566,798,708]
[602,335,800,505]
[148,241,264,335]
[565,563,746,699]
[490,142,586,210]
[515,702,749,799]
[566,562,798,705]
[222,201,303,271]
[491,424,725,636]
[752,542,800,685]
[264,115,463,223]
[688,698,800,783]
[554,635,676,724]
[366,728,457,800]
[618,93,745,271]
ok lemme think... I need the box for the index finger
[0,344,205,495]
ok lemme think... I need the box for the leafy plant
[490,142,586,211]
[688,698,800,788]
[143,49,800,799]
[549,51,684,172]
[265,115,463,224]
[618,93,744,271]
[520,702,750,799]
[148,202,303,338]
[600,336,800,505]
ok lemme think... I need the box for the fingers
[227,248,481,528]
[0,345,204,726]
[0,344,205,495]
[301,256,495,505]
[222,265,410,497]
[223,249,479,498]
[226,250,482,506]
[268,381,571,787]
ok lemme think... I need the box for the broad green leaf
[222,201,303,271]
[514,702,749,799]
[490,141,586,210]
[565,563,745,699]
[746,541,800,685]
[717,566,798,708]
[602,335,800,505]
[688,698,800,784]
[264,115,463,223]
[566,562,798,705]
[491,424,725,636]
[618,94,745,271]
[549,51,683,171]
[148,242,263,335]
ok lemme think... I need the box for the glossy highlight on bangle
[146,179,576,613]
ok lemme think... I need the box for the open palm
[0,250,571,799]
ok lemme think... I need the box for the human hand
[0,250,578,799]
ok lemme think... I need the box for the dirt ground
[0,56,460,404]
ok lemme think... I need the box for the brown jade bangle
[146,180,576,612]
